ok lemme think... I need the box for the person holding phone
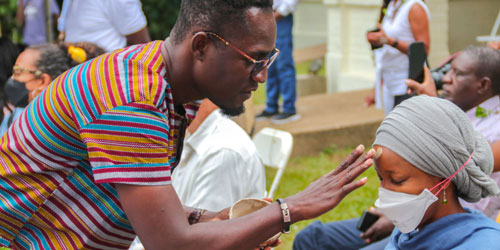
[365,0,430,114]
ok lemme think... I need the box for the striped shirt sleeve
[80,101,173,185]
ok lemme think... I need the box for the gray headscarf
[374,95,500,202]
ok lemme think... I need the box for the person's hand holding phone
[366,29,388,47]
[406,66,438,97]
[360,207,394,244]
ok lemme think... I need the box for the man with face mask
[293,46,500,250]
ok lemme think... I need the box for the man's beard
[219,104,245,117]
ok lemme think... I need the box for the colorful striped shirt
[0,41,198,249]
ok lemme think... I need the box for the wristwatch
[391,38,399,48]
[276,199,291,234]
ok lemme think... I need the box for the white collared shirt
[171,110,266,211]
[461,95,500,219]
[466,95,500,144]
[273,0,299,16]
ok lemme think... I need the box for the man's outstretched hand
[285,145,375,222]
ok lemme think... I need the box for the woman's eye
[391,178,407,185]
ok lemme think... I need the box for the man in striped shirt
[0,0,375,249]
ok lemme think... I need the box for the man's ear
[477,76,492,95]
[191,32,211,61]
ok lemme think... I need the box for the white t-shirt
[64,0,147,52]
[172,110,266,211]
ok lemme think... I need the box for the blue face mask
[4,77,29,108]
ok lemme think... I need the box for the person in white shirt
[366,0,430,114]
[129,99,266,250]
[172,99,266,211]
[59,0,150,52]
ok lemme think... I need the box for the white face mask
[375,187,437,233]
[374,151,475,234]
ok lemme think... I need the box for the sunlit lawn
[264,147,379,250]
[256,60,378,250]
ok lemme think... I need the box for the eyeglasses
[203,31,280,77]
[13,65,42,77]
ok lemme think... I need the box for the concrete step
[254,89,385,157]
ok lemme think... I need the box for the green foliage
[142,0,181,41]
[265,147,379,250]
[0,0,182,43]
[0,0,20,42]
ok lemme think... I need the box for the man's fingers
[423,66,431,82]
[405,79,420,92]
[339,176,368,198]
[338,149,374,182]
[331,145,364,175]
[344,158,372,183]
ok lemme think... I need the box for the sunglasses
[13,65,42,77]
[202,31,280,77]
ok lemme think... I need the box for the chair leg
[268,167,285,199]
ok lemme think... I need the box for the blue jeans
[293,219,390,250]
[265,14,297,114]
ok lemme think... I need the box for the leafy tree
[0,0,20,42]
[142,0,181,41]
[0,0,182,43]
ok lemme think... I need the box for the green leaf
[475,106,489,118]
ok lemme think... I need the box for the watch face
[379,37,388,45]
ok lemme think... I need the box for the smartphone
[408,42,427,83]
[356,210,380,232]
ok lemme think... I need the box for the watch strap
[276,198,291,234]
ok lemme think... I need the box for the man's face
[195,7,277,116]
[441,53,483,111]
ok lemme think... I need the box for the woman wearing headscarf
[373,95,500,249]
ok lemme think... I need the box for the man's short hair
[463,46,500,95]
[170,0,273,44]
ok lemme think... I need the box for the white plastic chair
[252,127,293,199]
[476,10,500,42]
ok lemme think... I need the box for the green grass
[265,146,379,250]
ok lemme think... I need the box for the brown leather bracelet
[188,208,206,225]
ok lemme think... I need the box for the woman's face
[373,145,444,227]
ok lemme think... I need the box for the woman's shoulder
[455,210,500,247]
[456,226,500,249]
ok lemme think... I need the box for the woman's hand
[360,207,394,244]
[285,145,375,222]
[364,88,376,107]
[366,30,388,46]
